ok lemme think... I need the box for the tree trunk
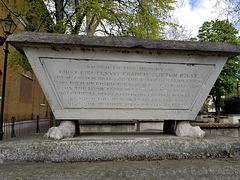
[54,0,64,33]
[215,103,221,116]
[86,15,100,36]
[212,95,221,123]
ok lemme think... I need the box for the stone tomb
[7,32,240,139]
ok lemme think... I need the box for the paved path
[0,158,240,179]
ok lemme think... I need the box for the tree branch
[0,0,28,27]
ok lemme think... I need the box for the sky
[174,0,227,37]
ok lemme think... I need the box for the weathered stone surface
[43,59,211,110]
[7,32,240,122]
[228,114,240,124]
[0,133,240,162]
[202,127,240,137]
[7,32,240,56]
[176,121,205,138]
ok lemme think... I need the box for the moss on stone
[191,122,240,128]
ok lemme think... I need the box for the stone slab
[202,127,240,137]
[0,133,240,162]
[138,121,163,131]
[7,32,240,55]
[228,114,240,124]
[42,58,213,110]
[80,124,136,132]
[7,32,240,121]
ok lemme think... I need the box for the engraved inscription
[41,58,214,110]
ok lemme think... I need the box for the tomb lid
[7,32,240,57]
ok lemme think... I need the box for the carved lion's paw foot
[44,121,76,140]
[176,121,205,138]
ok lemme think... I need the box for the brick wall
[0,4,51,123]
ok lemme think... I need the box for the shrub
[223,96,240,114]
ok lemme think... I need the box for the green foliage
[197,19,239,45]
[66,0,174,38]
[223,96,240,114]
[3,0,176,38]
[0,0,53,32]
[1,0,176,72]
[195,19,240,115]
[211,56,240,97]
[8,51,32,75]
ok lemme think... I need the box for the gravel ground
[1,133,240,179]
[1,133,240,162]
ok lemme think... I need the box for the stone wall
[202,127,240,137]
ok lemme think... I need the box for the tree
[215,0,240,25]
[1,0,176,38]
[0,0,53,32]
[163,0,192,41]
[195,19,240,116]
[163,18,193,41]
[1,0,177,73]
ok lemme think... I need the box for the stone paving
[0,132,240,162]
[1,133,240,179]
[0,158,240,179]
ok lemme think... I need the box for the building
[0,3,51,123]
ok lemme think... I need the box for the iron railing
[2,116,50,140]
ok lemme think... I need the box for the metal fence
[2,116,50,140]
